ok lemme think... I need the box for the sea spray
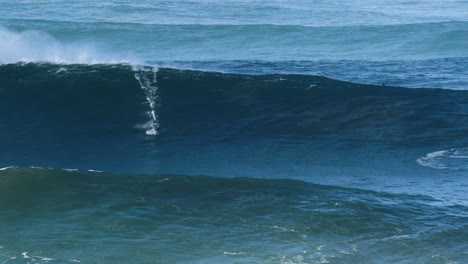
[0,26,137,65]
[134,66,160,136]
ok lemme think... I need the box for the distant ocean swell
[1,25,468,89]
[2,21,468,61]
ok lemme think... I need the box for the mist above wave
[0,27,137,64]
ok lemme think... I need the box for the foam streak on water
[134,66,160,136]
[417,148,468,170]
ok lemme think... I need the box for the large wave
[1,63,468,181]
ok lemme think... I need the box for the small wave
[417,148,468,170]
[0,166,16,171]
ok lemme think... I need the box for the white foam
[223,251,247,255]
[0,26,137,65]
[55,67,68,75]
[134,67,160,136]
[87,169,103,173]
[21,252,54,262]
[62,168,79,172]
[1,166,104,173]
[417,148,468,170]
[145,127,159,136]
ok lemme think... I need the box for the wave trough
[0,167,466,264]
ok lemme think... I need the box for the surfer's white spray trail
[134,66,160,136]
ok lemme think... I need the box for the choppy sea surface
[0,1,467,263]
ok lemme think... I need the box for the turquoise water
[1,168,467,264]
[1,1,468,263]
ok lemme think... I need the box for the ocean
[0,1,467,263]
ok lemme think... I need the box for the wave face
[0,167,467,264]
[1,63,468,203]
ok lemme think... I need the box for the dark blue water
[0,63,467,199]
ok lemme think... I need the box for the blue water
[0,1,468,263]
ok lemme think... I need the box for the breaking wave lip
[0,166,16,171]
[0,26,139,65]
